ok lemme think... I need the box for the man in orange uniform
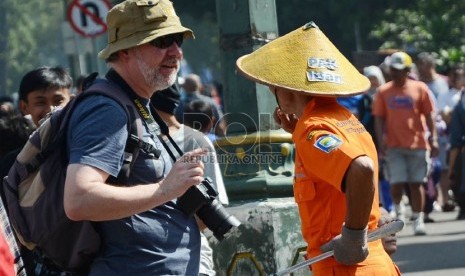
[236,22,400,275]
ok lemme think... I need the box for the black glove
[320,225,369,265]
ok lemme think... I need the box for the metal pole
[272,220,404,276]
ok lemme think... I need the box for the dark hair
[151,84,181,115]
[0,96,14,104]
[182,74,202,93]
[448,63,465,86]
[0,114,36,157]
[75,75,87,92]
[449,63,465,77]
[0,96,15,118]
[416,52,436,66]
[19,66,72,102]
[183,99,214,133]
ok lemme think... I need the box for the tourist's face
[130,35,184,93]
[20,88,70,126]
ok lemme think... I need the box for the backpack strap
[21,77,160,185]
[82,80,160,184]
[23,93,89,174]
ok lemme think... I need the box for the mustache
[163,58,180,68]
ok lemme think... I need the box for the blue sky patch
[314,134,343,153]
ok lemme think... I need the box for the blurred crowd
[0,68,225,160]
[0,65,227,274]
[2,51,464,230]
[0,49,464,273]
[338,51,465,232]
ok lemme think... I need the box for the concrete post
[212,1,309,275]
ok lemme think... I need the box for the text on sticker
[307,70,342,84]
[308,58,338,70]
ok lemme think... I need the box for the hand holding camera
[161,148,207,198]
[177,177,241,241]
[153,136,241,242]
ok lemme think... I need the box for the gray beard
[136,52,178,92]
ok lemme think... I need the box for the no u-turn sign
[67,0,111,38]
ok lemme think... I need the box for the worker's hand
[320,225,369,265]
[273,107,298,133]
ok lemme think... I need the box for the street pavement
[391,207,465,275]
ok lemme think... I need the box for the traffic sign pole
[67,0,111,38]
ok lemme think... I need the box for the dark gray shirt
[67,94,200,275]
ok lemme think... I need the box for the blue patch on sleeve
[314,134,343,153]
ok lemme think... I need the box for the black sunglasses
[149,33,184,49]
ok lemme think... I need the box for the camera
[177,177,240,241]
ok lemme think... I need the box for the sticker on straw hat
[314,134,343,153]
[308,58,338,71]
[307,70,343,84]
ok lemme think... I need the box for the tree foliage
[0,0,66,95]
[370,0,465,70]
[275,0,413,59]
[2,0,465,95]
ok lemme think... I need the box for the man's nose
[167,42,183,58]
[45,104,60,115]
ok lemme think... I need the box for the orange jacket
[292,97,398,275]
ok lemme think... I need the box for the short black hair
[0,114,35,157]
[19,66,72,102]
[0,96,14,104]
[151,84,181,115]
[416,52,436,66]
[0,96,15,118]
[183,99,214,133]
[75,75,87,91]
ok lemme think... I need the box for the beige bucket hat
[236,22,369,96]
[98,0,194,60]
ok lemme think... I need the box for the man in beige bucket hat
[237,22,401,275]
[63,0,208,274]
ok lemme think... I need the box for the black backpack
[2,78,156,273]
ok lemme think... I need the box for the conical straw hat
[236,22,369,96]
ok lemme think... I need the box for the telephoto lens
[196,198,241,241]
[177,177,241,241]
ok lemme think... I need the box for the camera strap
[126,92,184,162]
[126,92,183,162]
[149,102,184,162]
[105,69,183,162]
